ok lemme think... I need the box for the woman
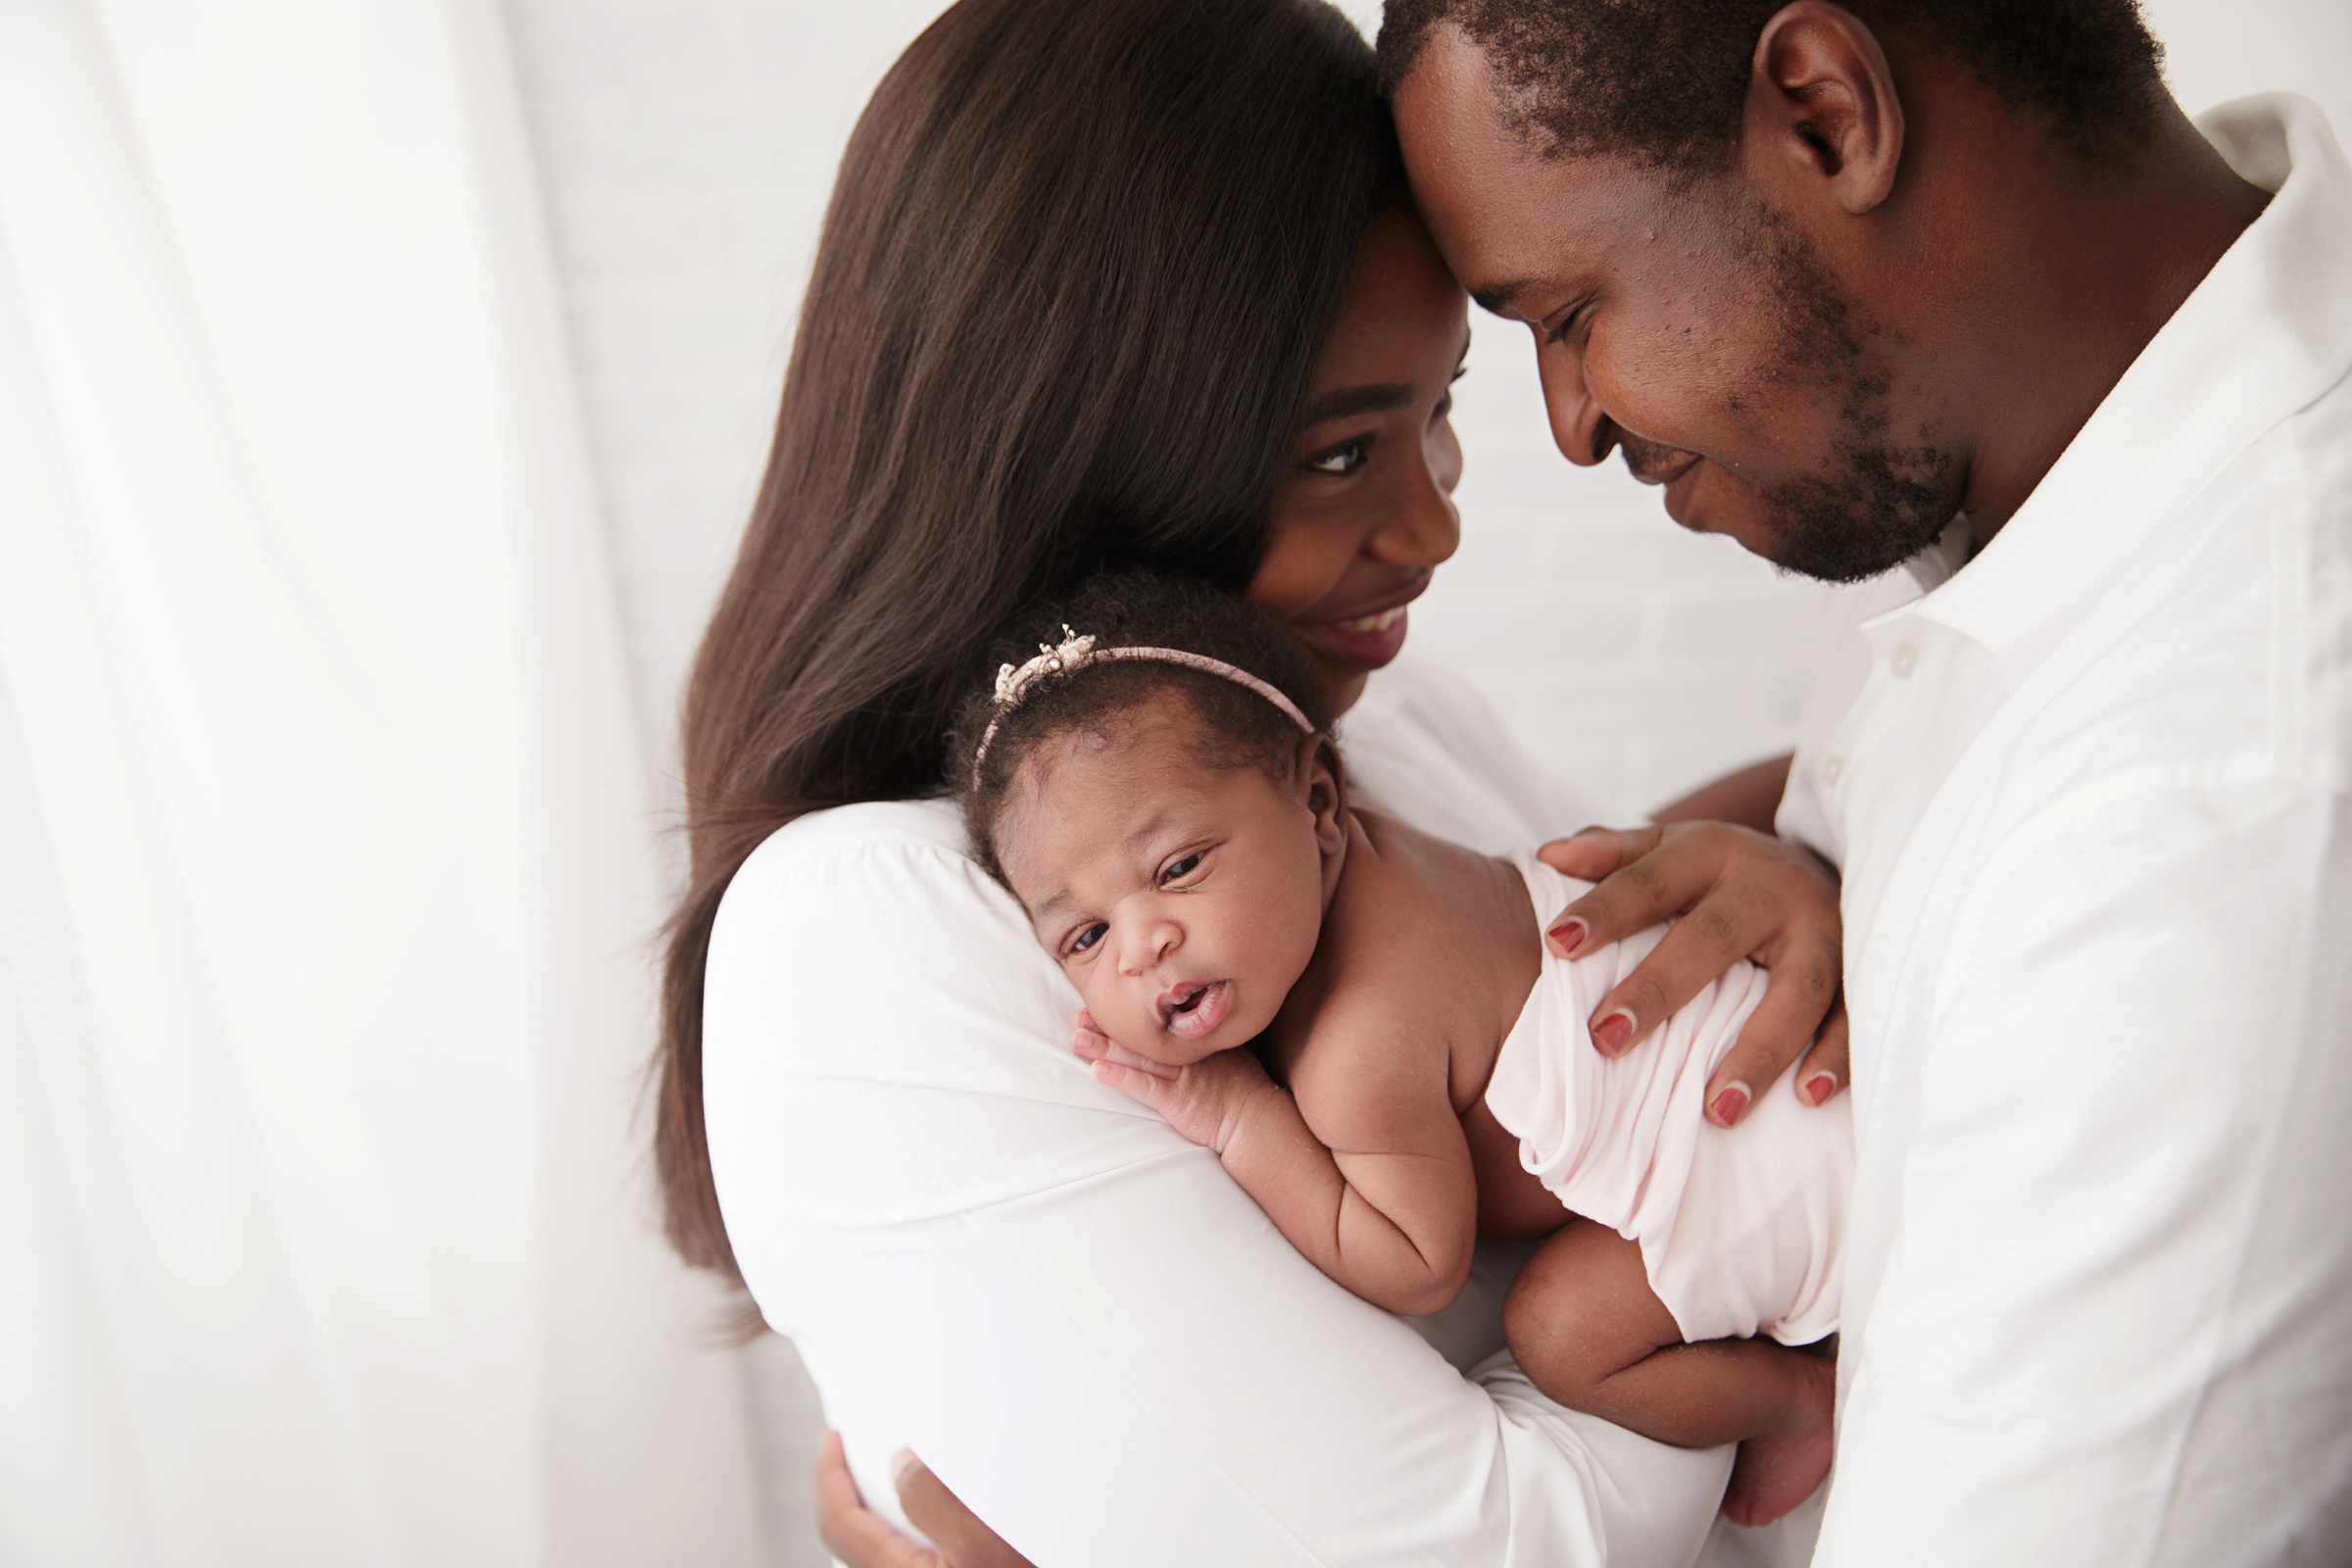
[659,0,1847,1560]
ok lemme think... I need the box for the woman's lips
[1295,599,1416,673]
[1160,979,1233,1040]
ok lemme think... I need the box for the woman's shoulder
[704,797,1077,1088]
[714,794,1037,967]
[717,799,1006,941]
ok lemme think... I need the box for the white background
[492,3,2352,1561]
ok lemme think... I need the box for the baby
[952,573,1853,1527]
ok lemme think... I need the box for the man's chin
[1670,490,1791,565]
[1768,509,1956,585]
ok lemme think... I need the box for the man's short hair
[1377,0,2168,169]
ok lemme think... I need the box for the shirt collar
[1897,95,2352,678]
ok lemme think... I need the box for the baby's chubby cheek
[1081,977,1167,1058]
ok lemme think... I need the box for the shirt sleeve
[703,804,1732,1567]
[1814,780,2352,1565]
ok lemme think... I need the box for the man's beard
[1745,211,1962,584]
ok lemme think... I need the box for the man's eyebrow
[1300,383,1415,426]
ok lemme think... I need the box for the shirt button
[1824,755,1844,786]
[1890,643,1919,679]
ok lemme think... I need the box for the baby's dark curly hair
[1377,0,2167,170]
[951,572,1333,886]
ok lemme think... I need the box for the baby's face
[995,710,1340,1066]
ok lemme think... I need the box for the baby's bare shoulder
[1287,838,1476,1134]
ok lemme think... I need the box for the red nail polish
[1591,1009,1634,1055]
[1711,1084,1751,1125]
[1803,1072,1838,1105]
[1548,918,1588,956]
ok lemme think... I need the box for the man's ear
[1742,1,1905,216]
[1301,735,1348,860]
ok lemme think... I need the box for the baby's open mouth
[1158,979,1233,1040]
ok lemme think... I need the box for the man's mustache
[1614,426,1696,482]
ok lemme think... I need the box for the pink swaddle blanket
[1485,853,1852,1346]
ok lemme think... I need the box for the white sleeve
[704,804,1730,1567]
[1815,782,2352,1565]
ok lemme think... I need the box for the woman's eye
[1069,922,1108,955]
[1160,853,1203,884]
[1305,438,1369,476]
[1544,301,1591,347]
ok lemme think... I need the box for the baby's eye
[1160,853,1204,885]
[1068,922,1108,956]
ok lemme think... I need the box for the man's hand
[1541,821,1846,1127]
[1070,1012,1278,1154]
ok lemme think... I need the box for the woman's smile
[1289,575,1430,673]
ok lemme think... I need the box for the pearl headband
[970,626,1315,787]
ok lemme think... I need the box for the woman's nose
[1538,340,1610,467]
[1369,426,1463,569]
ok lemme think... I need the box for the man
[1381,1,2352,1562]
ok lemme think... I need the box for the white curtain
[0,1,767,1562]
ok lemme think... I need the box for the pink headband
[970,626,1315,787]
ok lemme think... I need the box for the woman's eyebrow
[1300,383,1413,426]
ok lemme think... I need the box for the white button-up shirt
[1779,95,2352,1566]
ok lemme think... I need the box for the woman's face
[1248,201,1470,716]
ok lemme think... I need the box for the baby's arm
[1073,1016,1478,1317]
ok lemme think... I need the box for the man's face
[1392,27,1961,582]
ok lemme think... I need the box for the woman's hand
[1071,1012,1278,1153]
[1540,821,1846,1127]
[814,1431,1036,1568]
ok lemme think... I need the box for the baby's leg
[1503,1219,1835,1528]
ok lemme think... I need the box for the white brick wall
[500,3,2349,1560]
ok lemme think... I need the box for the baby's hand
[1071,1011,1274,1155]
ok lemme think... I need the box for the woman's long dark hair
[658,0,1403,1288]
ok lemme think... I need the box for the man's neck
[1927,106,2273,541]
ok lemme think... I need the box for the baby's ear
[1302,734,1348,856]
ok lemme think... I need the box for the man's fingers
[1702,963,1840,1126]
[1792,1000,1850,1107]
[894,1451,1038,1568]
[815,1433,943,1568]
[1537,823,1660,887]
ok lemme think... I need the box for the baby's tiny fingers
[1101,1038,1181,1079]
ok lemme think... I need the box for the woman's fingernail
[1803,1071,1838,1105]
[1710,1083,1752,1126]
[891,1447,922,1486]
[1592,1009,1635,1055]
[1547,918,1588,956]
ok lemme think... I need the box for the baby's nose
[1118,915,1181,973]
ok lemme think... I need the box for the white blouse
[703,650,1775,1566]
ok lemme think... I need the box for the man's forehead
[1394,26,1680,313]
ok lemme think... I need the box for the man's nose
[1538,341,1612,467]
